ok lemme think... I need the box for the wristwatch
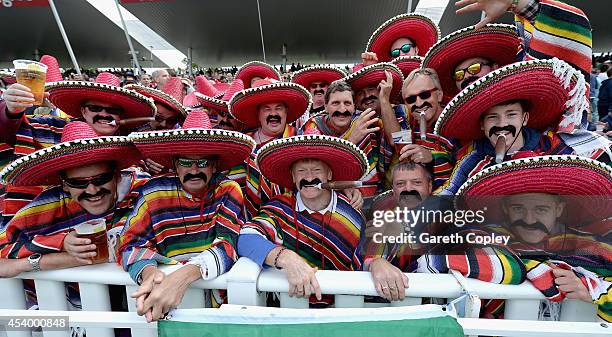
[27,253,42,272]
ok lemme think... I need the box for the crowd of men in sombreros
[0,0,611,323]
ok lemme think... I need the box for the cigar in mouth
[305,181,364,190]
[107,117,155,126]
[494,134,507,164]
[419,112,427,140]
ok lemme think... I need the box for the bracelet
[273,247,287,269]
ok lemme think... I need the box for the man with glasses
[119,110,254,321]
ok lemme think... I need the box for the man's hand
[144,158,166,175]
[553,268,592,303]
[399,144,433,164]
[369,258,409,301]
[361,52,379,67]
[62,232,96,264]
[378,70,394,103]
[455,0,527,29]
[0,258,30,278]
[347,108,380,144]
[277,249,322,301]
[1,84,48,116]
[132,266,165,322]
[343,188,363,211]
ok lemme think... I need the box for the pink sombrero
[342,62,404,102]
[434,59,587,142]
[256,134,368,189]
[366,13,440,62]
[40,55,63,83]
[129,109,255,171]
[290,65,346,88]
[125,77,188,118]
[182,75,222,109]
[391,55,423,78]
[196,79,245,113]
[0,71,16,85]
[457,155,612,225]
[0,121,141,187]
[422,24,519,99]
[228,78,312,129]
[235,61,281,88]
[45,72,156,119]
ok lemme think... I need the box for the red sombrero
[457,155,612,225]
[213,82,230,93]
[434,59,587,142]
[195,75,223,98]
[256,135,368,189]
[0,71,16,85]
[391,55,423,78]
[129,109,255,171]
[366,13,440,62]
[235,61,281,88]
[343,62,404,102]
[196,79,245,113]
[228,78,312,129]
[40,55,63,83]
[125,77,188,118]
[290,65,346,88]
[45,72,156,119]
[422,24,519,99]
[0,121,141,187]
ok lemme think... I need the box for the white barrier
[0,257,602,337]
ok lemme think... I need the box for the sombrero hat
[129,109,255,171]
[213,82,230,93]
[456,155,612,225]
[40,55,63,83]
[366,13,440,62]
[256,134,369,189]
[342,62,404,102]
[196,79,245,113]
[0,71,16,85]
[391,55,423,78]
[0,121,141,187]
[45,72,156,119]
[434,59,588,142]
[235,61,281,88]
[125,77,188,119]
[182,75,221,109]
[422,24,519,99]
[290,65,346,88]
[228,78,312,129]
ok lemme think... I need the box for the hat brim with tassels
[342,63,404,102]
[290,66,346,88]
[0,136,141,187]
[45,81,156,119]
[124,84,188,118]
[228,82,312,129]
[129,129,255,172]
[456,155,612,225]
[366,13,440,62]
[422,24,519,100]
[391,55,423,78]
[235,61,281,88]
[0,71,16,81]
[256,135,368,189]
[195,92,229,113]
[434,59,586,142]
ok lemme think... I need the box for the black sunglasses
[403,88,438,104]
[84,104,124,116]
[63,172,115,189]
[154,114,179,126]
[390,43,412,58]
[175,158,213,168]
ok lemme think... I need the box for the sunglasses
[154,114,179,126]
[175,158,213,168]
[390,43,413,58]
[309,82,328,90]
[403,88,438,104]
[84,104,124,116]
[452,62,492,81]
[63,172,115,189]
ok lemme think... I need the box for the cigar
[494,134,507,164]
[317,181,364,190]
[107,117,155,127]
[419,112,427,140]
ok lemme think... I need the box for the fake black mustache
[489,125,517,138]
[332,110,352,118]
[411,102,432,113]
[399,189,422,201]
[512,220,551,235]
[183,172,208,183]
[313,89,325,96]
[78,188,111,202]
[361,95,378,106]
[460,76,480,90]
[266,115,282,124]
[93,115,115,124]
[300,178,322,189]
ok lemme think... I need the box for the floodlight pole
[256,0,267,62]
[407,0,413,12]
[48,0,82,76]
[114,0,142,74]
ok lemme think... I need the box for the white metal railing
[0,257,604,337]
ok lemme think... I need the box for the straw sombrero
[228,78,312,129]
[434,59,587,142]
[343,62,404,102]
[457,155,612,225]
[422,24,519,99]
[255,134,368,189]
[235,61,281,88]
[125,77,188,119]
[290,65,346,88]
[129,109,255,171]
[0,121,141,187]
[391,55,423,78]
[45,72,156,119]
[196,79,245,113]
[366,13,440,62]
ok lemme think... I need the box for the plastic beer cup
[13,59,47,105]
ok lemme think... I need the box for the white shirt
[295,190,337,215]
